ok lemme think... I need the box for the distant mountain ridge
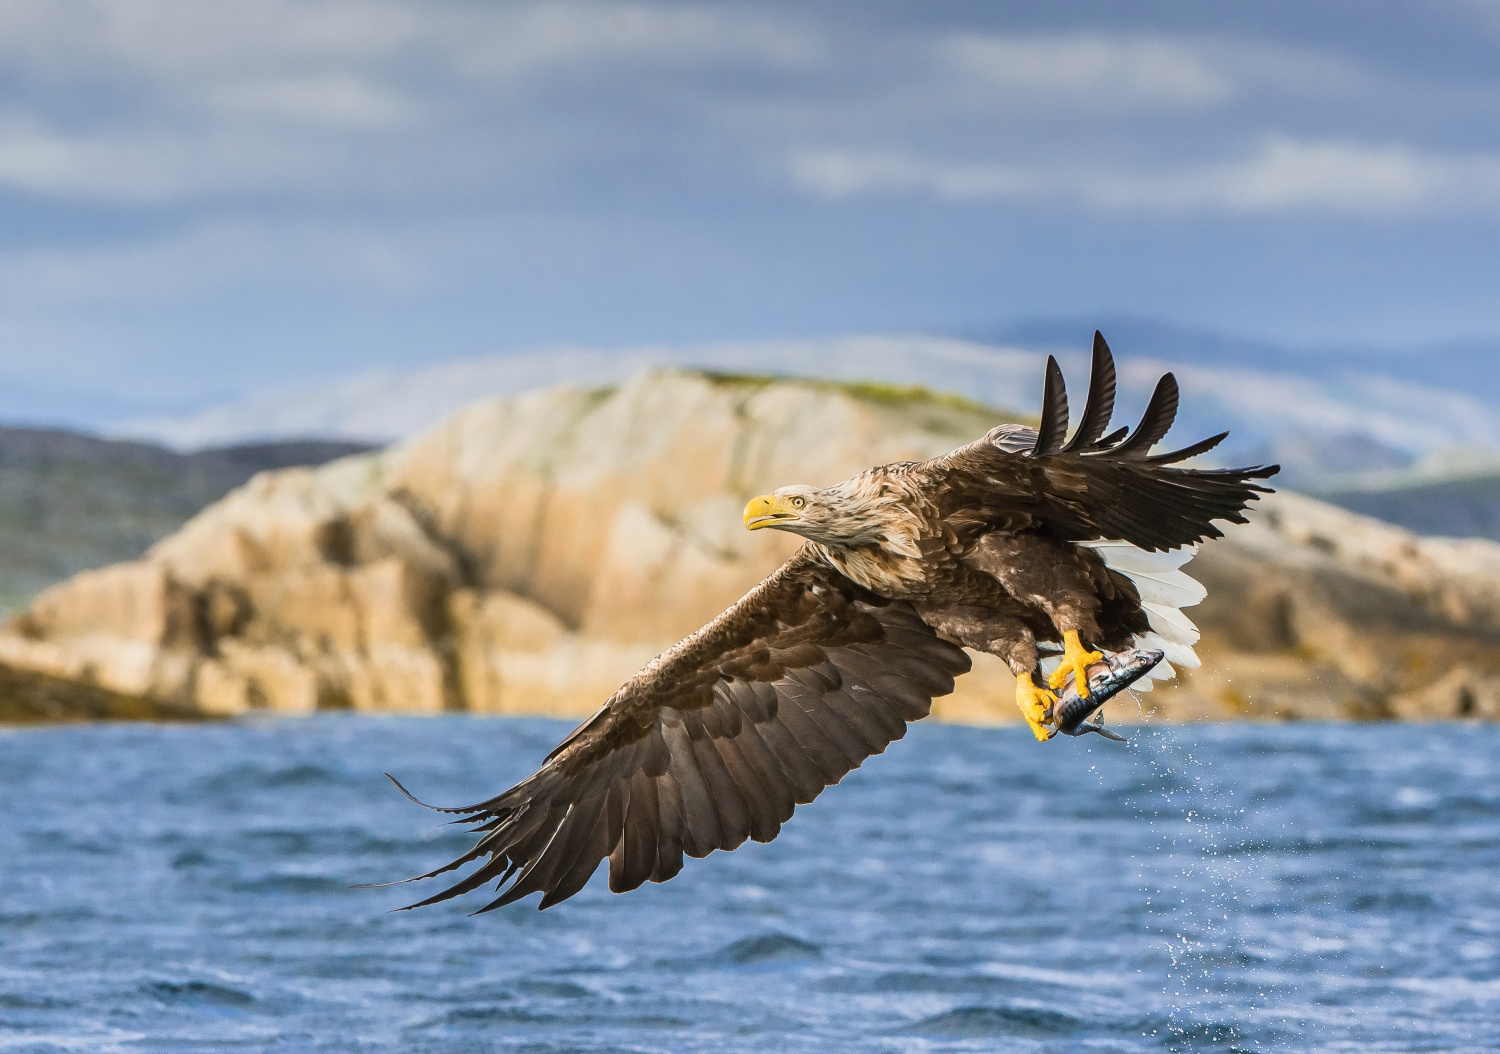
[0,428,371,612]
[1318,474,1500,541]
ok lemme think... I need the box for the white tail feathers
[1082,539,1204,672]
[1084,540,1197,573]
[1136,630,1199,670]
[1142,603,1200,645]
[1029,540,1205,691]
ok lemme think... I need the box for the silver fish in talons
[1047,648,1163,741]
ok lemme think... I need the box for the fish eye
[790,496,805,508]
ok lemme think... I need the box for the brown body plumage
[378,332,1277,911]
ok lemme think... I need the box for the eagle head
[743,486,822,534]
[743,484,891,547]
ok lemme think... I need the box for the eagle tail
[1081,539,1205,686]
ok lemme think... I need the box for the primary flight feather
[379,332,1278,912]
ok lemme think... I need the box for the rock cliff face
[3,369,1497,724]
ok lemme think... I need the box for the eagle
[380,333,1277,912]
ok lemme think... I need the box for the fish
[1046,648,1163,741]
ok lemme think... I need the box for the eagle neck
[798,469,933,595]
[811,540,925,596]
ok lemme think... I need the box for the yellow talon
[1047,629,1104,697]
[1015,672,1057,742]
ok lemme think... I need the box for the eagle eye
[790,496,806,509]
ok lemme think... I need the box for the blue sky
[2,1,1499,428]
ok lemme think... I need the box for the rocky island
[2,370,1497,724]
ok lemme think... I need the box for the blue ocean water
[2,718,1498,1053]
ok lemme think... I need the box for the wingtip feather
[386,773,461,813]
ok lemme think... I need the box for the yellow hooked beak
[744,494,795,530]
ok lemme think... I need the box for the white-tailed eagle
[379,333,1277,911]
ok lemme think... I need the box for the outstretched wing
[932,330,1279,552]
[384,548,970,912]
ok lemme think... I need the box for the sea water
[2,717,1497,1053]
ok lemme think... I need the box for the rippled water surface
[3,718,1498,1052]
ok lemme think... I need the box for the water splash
[1127,721,1272,1048]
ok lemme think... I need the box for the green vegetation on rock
[696,370,1030,441]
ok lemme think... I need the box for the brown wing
[930,330,1279,552]
[383,548,971,912]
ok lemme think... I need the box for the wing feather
[685,714,753,850]
[751,715,827,803]
[931,336,1276,552]
[729,721,797,826]
[662,718,724,857]
[822,685,902,751]
[771,684,853,783]
[936,344,1278,557]
[712,732,783,843]
[609,771,656,893]
[1060,331,1118,453]
[1033,356,1070,455]
[537,797,615,909]
[383,550,969,910]
[828,667,909,740]
[650,772,686,883]
[1110,373,1180,458]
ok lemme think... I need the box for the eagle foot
[1048,629,1104,697]
[1015,672,1058,742]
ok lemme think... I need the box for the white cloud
[1177,138,1500,212]
[0,0,421,76]
[0,1,821,205]
[788,151,1041,201]
[943,32,1232,109]
[0,115,334,202]
[0,0,1493,347]
[0,116,200,202]
[0,217,436,305]
[789,138,1500,215]
[446,2,818,79]
[932,30,1363,122]
[0,2,1482,221]
[206,76,419,129]
[1129,358,1500,453]
[0,1,812,85]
